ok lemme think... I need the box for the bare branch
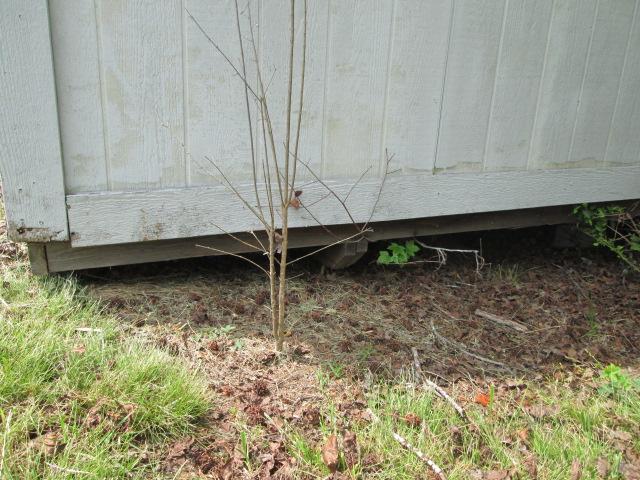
[412,239,485,274]
[185,8,259,100]
[297,158,360,230]
[286,229,371,266]
[429,317,505,368]
[196,244,270,277]
[202,156,269,230]
[290,0,308,191]
[234,0,261,217]
[411,347,467,420]
[366,408,447,480]
[209,221,266,254]
[343,165,372,203]
[361,149,393,232]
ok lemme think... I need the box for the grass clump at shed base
[0,265,210,479]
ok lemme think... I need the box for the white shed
[1,0,639,273]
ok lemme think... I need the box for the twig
[75,327,103,334]
[362,150,393,232]
[411,348,466,420]
[209,221,266,254]
[429,318,506,368]
[45,462,91,476]
[413,239,485,274]
[0,410,12,478]
[196,244,269,276]
[202,156,269,230]
[185,7,259,100]
[474,309,528,333]
[234,0,261,218]
[286,229,371,266]
[366,409,446,480]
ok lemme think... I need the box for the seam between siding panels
[602,0,638,167]
[525,0,556,171]
[378,0,397,177]
[566,0,600,167]
[432,0,456,174]
[481,0,509,172]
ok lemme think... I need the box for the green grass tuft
[0,266,210,478]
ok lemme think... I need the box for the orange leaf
[403,412,422,428]
[475,392,490,407]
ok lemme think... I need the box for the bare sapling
[188,0,390,352]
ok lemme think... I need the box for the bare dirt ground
[78,226,639,478]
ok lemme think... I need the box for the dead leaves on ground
[321,431,361,475]
[322,435,340,473]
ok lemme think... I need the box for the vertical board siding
[259,0,329,182]
[528,0,598,169]
[482,0,553,171]
[435,0,507,173]
[48,0,640,194]
[321,0,394,178]
[568,0,635,168]
[49,0,108,194]
[383,0,451,173]
[186,0,260,186]
[0,0,68,241]
[605,0,640,167]
[100,0,185,190]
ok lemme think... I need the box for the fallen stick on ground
[411,347,467,420]
[413,239,485,274]
[0,410,12,478]
[474,309,528,333]
[429,318,506,368]
[45,463,92,476]
[366,408,446,480]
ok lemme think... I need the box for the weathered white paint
[100,0,185,190]
[186,0,260,185]
[435,0,506,172]
[49,0,108,193]
[482,0,553,171]
[383,0,451,174]
[605,0,640,167]
[321,0,394,178]
[568,0,636,168]
[66,166,640,247]
[45,0,640,192]
[0,0,68,242]
[528,0,598,169]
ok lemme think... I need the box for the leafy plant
[377,240,420,265]
[574,203,640,273]
[598,364,639,396]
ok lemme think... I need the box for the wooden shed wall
[49,0,640,195]
[2,0,639,253]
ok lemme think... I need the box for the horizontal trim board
[46,205,578,272]
[66,166,640,248]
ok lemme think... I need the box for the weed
[357,345,375,363]
[574,203,640,273]
[196,324,236,341]
[491,263,523,286]
[584,308,599,337]
[327,361,345,380]
[598,364,639,397]
[377,241,420,265]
